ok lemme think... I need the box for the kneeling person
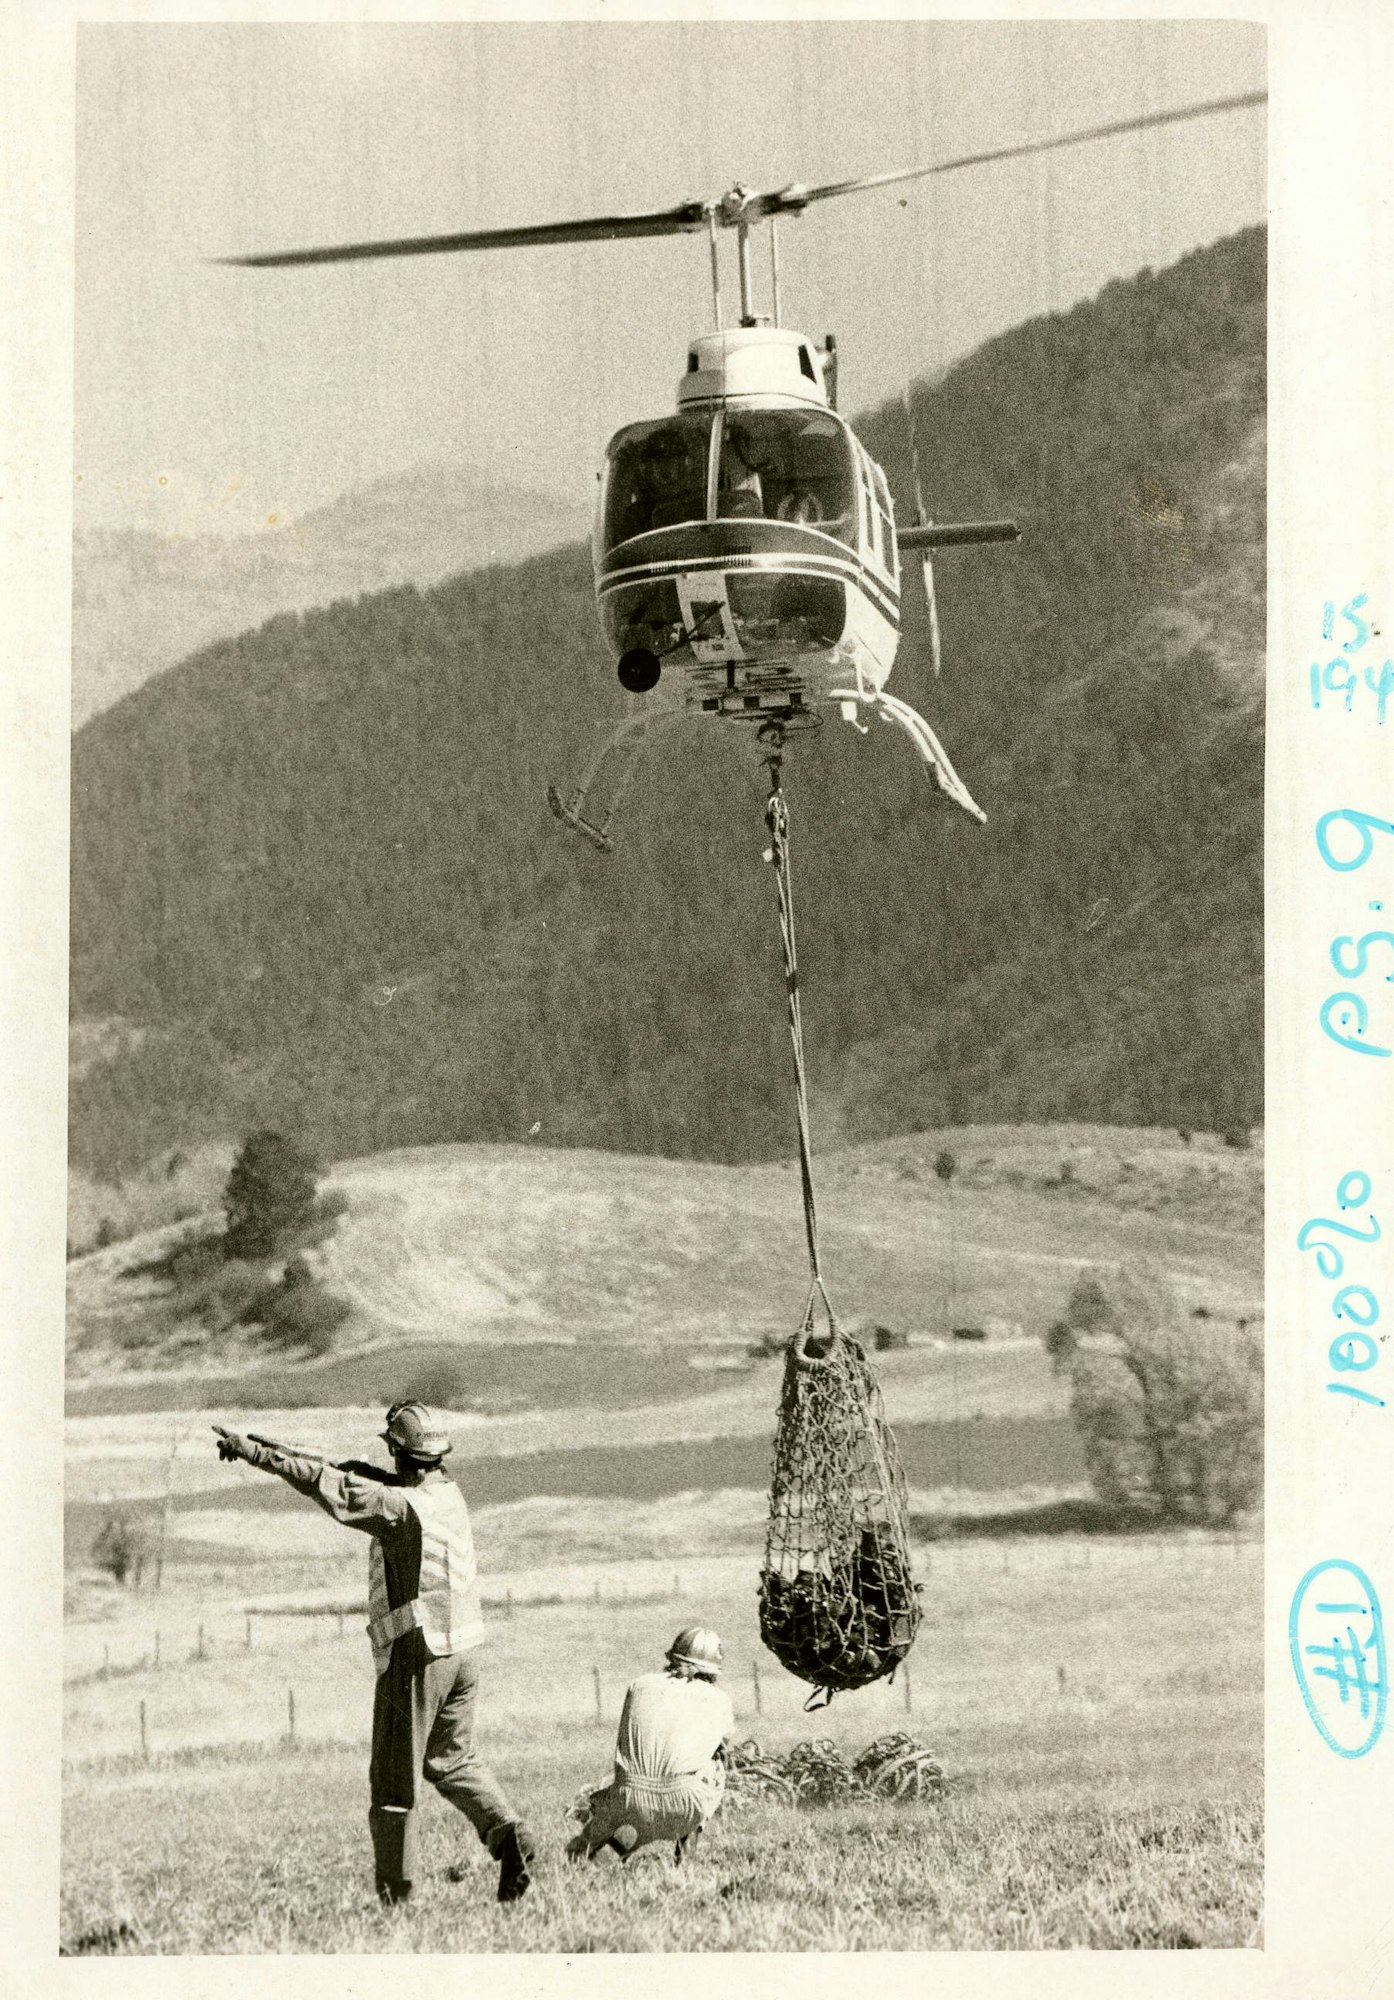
[571,1627,734,1864]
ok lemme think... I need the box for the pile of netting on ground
[758,1314,922,1700]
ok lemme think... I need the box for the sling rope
[756,725,923,1702]
[760,728,833,1336]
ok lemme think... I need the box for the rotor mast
[715,185,779,329]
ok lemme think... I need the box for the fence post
[592,1666,603,1722]
[287,1687,296,1747]
[139,1699,148,1763]
[594,1578,602,1606]
[102,1643,110,1679]
[505,1588,513,1619]
[154,1629,161,1671]
[751,1659,762,1716]
[337,1605,345,1639]
[673,1572,681,1598]
[903,1663,913,1714]
[246,1615,252,1650]
[196,1623,206,1661]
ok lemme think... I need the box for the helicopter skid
[546,704,696,854]
[828,682,986,824]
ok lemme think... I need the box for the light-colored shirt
[614,1669,735,1782]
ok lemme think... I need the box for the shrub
[398,1354,469,1408]
[1043,1319,1078,1373]
[167,1235,224,1291]
[223,1129,319,1261]
[247,1263,351,1357]
[933,1150,957,1185]
[91,1512,154,1588]
[871,1324,909,1352]
[1063,1267,1262,1525]
[1062,1270,1117,1337]
[201,1259,263,1328]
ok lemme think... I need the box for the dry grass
[62,1529,1261,1951]
[62,1752,1260,1953]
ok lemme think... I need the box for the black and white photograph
[2,0,1392,1981]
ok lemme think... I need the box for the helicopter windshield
[602,408,858,550]
[716,410,855,541]
[603,413,712,545]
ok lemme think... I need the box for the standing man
[569,1627,734,1864]
[213,1400,535,1908]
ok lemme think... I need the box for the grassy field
[62,1125,1263,1952]
[62,1528,1261,1953]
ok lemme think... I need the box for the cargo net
[759,1304,922,1704]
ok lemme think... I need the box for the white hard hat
[381,1400,452,1461]
[667,1626,723,1674]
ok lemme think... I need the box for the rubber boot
[494,1821,536,1903]
[370,1805,417,1906]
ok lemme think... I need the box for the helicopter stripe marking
[598,551,901,628]
[596,521,870,579]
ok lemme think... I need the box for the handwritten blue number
[1320,992,1392,1059]
[1317,809,1394,873]
[1341,594,1371,653]
[1325,658,1358,710]
[1365,660,1394,725]
[1330,931,1394,981]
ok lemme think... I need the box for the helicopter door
[675,573,745,662]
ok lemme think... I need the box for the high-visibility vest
[366,1479,485,1676]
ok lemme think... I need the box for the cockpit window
[603,414,712,545]
[716,411,855,543]
[601,407,858,550]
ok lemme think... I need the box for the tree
[223,1129,319,1261]
[92,1511,154,1588]
[1061,1267,1262,1526]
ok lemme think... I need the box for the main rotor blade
[217,200,710,269]
[218,86,1265,270]
[757,88,1266,219]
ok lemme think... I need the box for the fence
[68,1534,1256,1685]
[64,1536,1259,1770]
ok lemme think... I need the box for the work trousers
[368,1631,519,1885]
[573,1764,725,1859]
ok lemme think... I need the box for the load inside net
[759,1308,922,1701]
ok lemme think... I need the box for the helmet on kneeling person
[666,1626,723,1680]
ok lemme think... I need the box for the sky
[74,18,1266,539]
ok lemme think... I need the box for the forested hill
[70,227,1264,1181]
[72,462,593,727]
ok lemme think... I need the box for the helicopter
[222,88,1264,848]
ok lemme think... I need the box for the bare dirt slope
[66,1124,1261,1381]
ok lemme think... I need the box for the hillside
[72,461,593,726]
[69,228,1264,1180]
[65,1125,1262,1387]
